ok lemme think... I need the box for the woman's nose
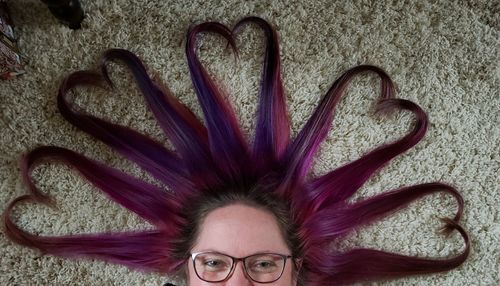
[225,263,252,286]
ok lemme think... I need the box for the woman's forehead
[192,204,290,256]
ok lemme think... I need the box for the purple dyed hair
[3,17,469,285]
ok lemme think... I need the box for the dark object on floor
[0,1,25,79]
[41,0,84,29]
[163,283,177,286]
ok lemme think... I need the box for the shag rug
[1,0,498,285]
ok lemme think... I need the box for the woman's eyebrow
[195,249,290,255]
[192,248,222,253]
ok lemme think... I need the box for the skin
[187,204,297,286]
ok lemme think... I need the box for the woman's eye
[258,261,272,267]
[251,260,277,271]
[204,259,226,269]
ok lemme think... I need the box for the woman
[2,17,469,285]
[174,189,303,285]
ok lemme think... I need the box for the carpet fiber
[1,0,498,285]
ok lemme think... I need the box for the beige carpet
[1,0,498,285]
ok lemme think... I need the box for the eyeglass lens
[193,252,286,283]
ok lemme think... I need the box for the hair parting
[296,98,428,215]
[299,183,464,247]
[58,71,196,195]
[100,49,218,189]
[306,221,469,285]
[2,16,469,285]
[4,146,184,273]
[234,17,291,171]
[186,22,253,183]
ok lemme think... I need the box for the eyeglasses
[190,251,293,283]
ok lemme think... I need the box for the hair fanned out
[2,17,469,285]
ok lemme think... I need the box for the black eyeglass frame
[190,251,293,283]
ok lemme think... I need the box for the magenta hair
[2,17,469,285]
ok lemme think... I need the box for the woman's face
[187,204,297,286]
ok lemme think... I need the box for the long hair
[2,17,469,285]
